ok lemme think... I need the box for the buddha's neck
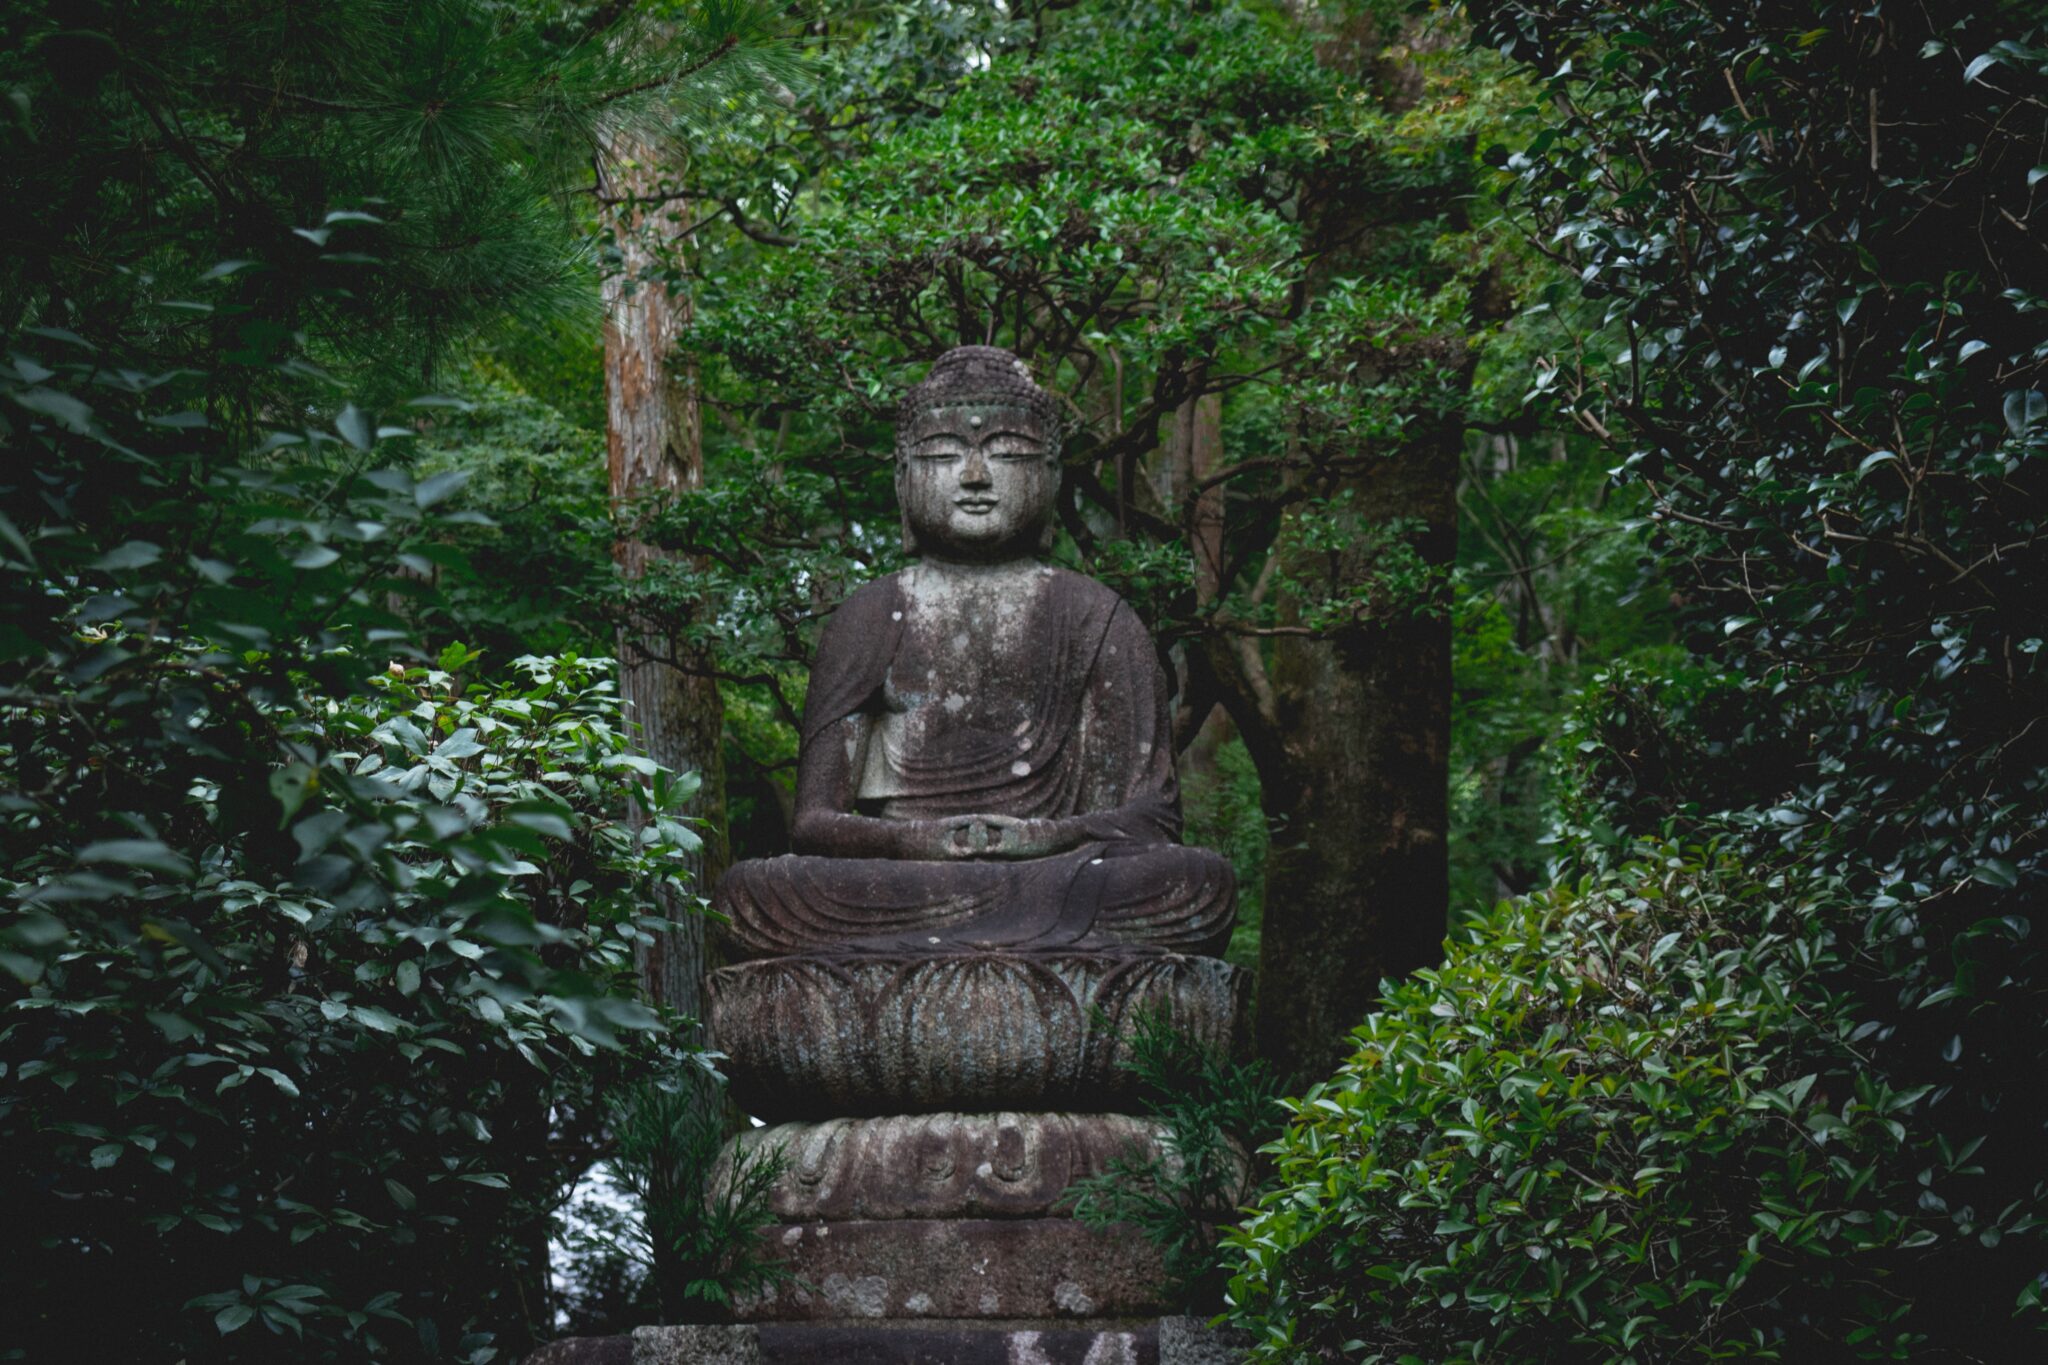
[911,554,1044,583]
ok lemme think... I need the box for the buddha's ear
[895,460,921,556]
[1037,458,1061,552]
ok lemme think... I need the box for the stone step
[756,1320,1157,1363]
[523,1317,1244,1364]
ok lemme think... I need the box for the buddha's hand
[942,813,1073,860]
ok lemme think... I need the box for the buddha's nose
[960,450,993,487]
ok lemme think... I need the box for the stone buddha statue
[703,348,1247,1323]
[714,345,1234,958]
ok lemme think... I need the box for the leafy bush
[1066,1008,1282,1312]
[1551,658,1799,864]
[1468,0,2048,907]
[2,641,699,1361]
[1221,849,2020,1361]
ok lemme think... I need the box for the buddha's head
[894,346,1061,562]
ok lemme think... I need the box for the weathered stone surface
[710,953,1246,1119]
[717,842,1235,960]
[524,1337,633,1365]
[619,1322,1166,1365]
[734,1218,1172,1322]
[1155,1316,1253,1365]
[677,349,1241,1330]
[714,1112,1168,1222]
[759,1322,1156,1364]
[631,1325,761,1365]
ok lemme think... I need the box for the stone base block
[615,1318,1246,1365]
[708,952,1246,1119]
[715,1112,1169,1222]
[1156,1315,1254,1364]
[733,1218,1171,1323]
[760,1322,1153,1364]
[524,1339,632,1365]
[632,1325,760,1364]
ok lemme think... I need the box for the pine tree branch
[230,81,384,114]
[596,36,741,105]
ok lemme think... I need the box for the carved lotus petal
[707,951,1246,1120]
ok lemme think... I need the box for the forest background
[3,1,2043,1362]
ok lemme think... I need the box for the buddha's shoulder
[819,574,906,638]
[841,572,908,606]
[1038,565,1135,617]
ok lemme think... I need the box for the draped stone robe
[714,563,1235,958]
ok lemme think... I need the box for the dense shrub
[1223,850,1982,1361]
[1466,0,2048,900]
[2,644,699,1360]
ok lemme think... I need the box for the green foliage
[1182,736,1269,971]
[1276,506,1451,633]
[1065,1008,1282,1313]
[556,1069,790,1328]
[413,371,617,661]
[1224,850,2009,1361]
[0,0,790,401]
[1451,1,2048,1349]
[1552,658,1797,863]
[1448,435,1673,919]
[1468,0,2048,912]
[1219,0,2048,1347]
[3,638,702,1359]
[0,4,796,1356]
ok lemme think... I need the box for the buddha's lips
[954,497,999,513]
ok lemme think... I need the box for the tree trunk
[1168,389,1229,779]
[1254,426,1457,1087]
[1207,8,1477,1091]
[601,144,729,1027]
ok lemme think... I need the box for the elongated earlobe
[895,462,920,556]
[1037,462,1060,553]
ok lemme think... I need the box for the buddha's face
[896,402,1058,561]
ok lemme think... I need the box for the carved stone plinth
[714,1112,1170,1222]
[734,1218,1172,1323]
[708,952,1246,1120]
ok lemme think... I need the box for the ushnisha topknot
[894,345,1061,459]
